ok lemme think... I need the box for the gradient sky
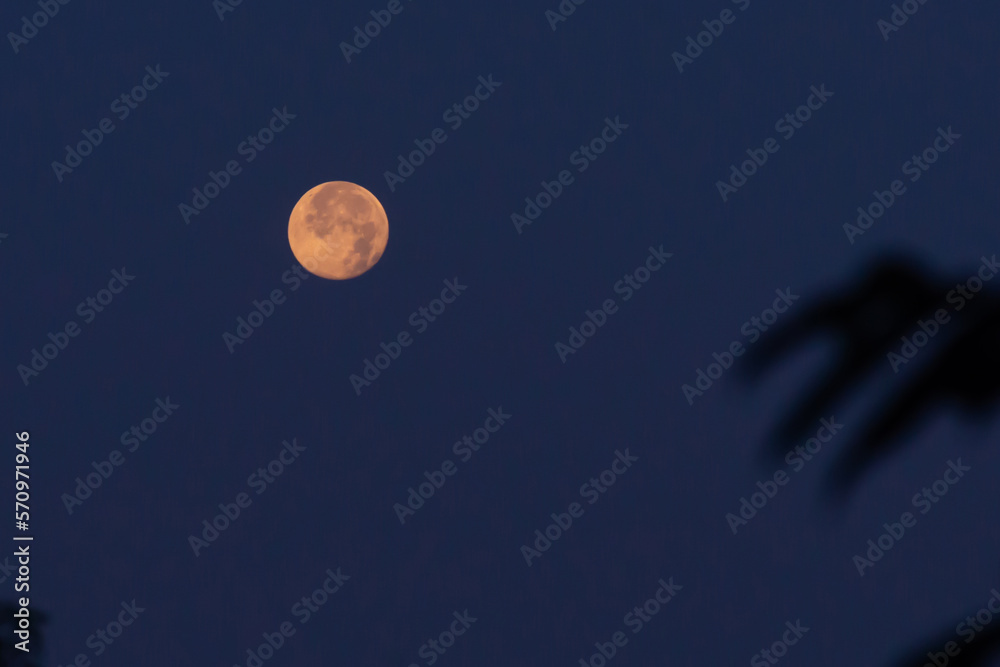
[3,0,1000,665]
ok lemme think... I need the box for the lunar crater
[288,181,389,280]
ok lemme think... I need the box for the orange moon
[287,181,389,280]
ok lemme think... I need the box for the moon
[287,181,389,280]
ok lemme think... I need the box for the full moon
[287,181,389,280]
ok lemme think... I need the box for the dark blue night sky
[2,0,1000,666]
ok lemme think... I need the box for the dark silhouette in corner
[740,253,1000,667]
[892,623,1000,667]
[0,602,46,667]
[742,254,1000,499]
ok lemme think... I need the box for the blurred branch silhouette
[742,253,1000,499]
[740,253,1000,667]
[892,623,1000,667]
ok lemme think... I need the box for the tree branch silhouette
[739,254,1000,666]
